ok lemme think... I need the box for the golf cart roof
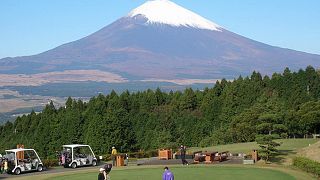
[5,148,36,153]
[63,144,91,148]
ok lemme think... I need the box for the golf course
[6,164,315,180]
[50,166,296,180]
[6,138,319,180]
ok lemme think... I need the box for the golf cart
[5,148,43,175]
[59,144,97,168]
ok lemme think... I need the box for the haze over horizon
[0,0,320,59]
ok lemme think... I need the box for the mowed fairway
[49,166,295,180]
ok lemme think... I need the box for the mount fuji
[1,0,320,84]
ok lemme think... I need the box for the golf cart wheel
[71,162,77,169]
[14,168,21,175]
[38,165,43,172]
[92,160,97,166]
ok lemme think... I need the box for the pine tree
[256,135,280,163]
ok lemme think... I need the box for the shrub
[199,129,233,148]
[145,150,158,157]
[103,154,112,161]
[101,150,158,161]
[126,150,158,159]
[293,157,320,177]
[131,151,145,159]
[43,159,59,168]
[280,133,288,139]
[270,134,280,139]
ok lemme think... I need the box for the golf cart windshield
[74,146,93,158]
[23,150,40,162]
[5,152,15,161]
[63,147,72,152]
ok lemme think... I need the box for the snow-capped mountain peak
[128,0,221,31]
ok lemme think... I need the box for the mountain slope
[0,0,319,81]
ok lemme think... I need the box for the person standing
[111,147,117,166]
[124,153,129,166]
[3,159,8,173]
[162,167,174,180]
[180,145,189,165]
[0,158,3,174]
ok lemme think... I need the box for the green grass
[190,139,318,154]
[49,166,295,180]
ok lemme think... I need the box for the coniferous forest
[0,66,319,158]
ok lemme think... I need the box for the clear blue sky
[0,0,319,59]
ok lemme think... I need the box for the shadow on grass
[271,150,296,164]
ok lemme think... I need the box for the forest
[0,66,319,158]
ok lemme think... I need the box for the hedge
[293,157,320,177]
[103,150,159,161]
[42,159,59,168]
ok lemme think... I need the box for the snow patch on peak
[128,0,221,31]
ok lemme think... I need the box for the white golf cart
[59,144,97,168]
[5,148,43,175]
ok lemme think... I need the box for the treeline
[0,66,319,158]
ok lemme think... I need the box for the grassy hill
[298,140,320,162]
[190,139,318,154]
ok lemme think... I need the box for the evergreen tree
[0,66,319,158]
[256,135,280,163]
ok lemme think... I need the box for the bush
[293,157,320,177]
[280,133,288,139]
[126,150,158,159]
[270,134,281,139]
[145,150,158,157]
[130,151,146,159]
[43,159,59,168]
[100,150,158,161]
[103,154,112,161]
[129,151,148,159]
[199,129,233,148]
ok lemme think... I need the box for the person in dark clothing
[98,168,106,180]
[180,145,189,165]
[0,158,3,174]
[104,164,112,180]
